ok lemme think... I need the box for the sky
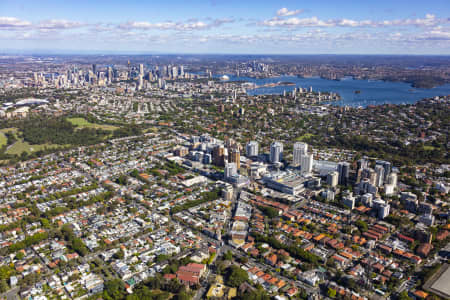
[0,0,449,54]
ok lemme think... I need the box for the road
[0,287,20,300]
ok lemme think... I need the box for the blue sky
[0,0,449,54]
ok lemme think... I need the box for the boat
[354,90,361,94]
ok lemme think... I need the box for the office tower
[224,162,237,179]
[138,76,143,90]
[293,142,308,166]
[357,158,368,171]
[212,145,225,167]
[378,203,390,219]
[229,149,240,169]
[270,142,283,164]
[246,141,258,157]
[139,64,144,76]
[338,162,350,186]
[180,65,184,77]
[300,153,313,174]
[172,66,178,78]
[376,160,391,183]
[373,198,390,219]
[327,171,339,187]
[388,172,398,186]
[361,193,373,207]
[342,194,355,210]
[92,64,97,75]
[374,165,385,187]
[107,67,113,82]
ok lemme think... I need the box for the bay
[225,75,450,107]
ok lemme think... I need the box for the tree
[226,265,249,287]
[114,249,125,260]
[103,279,126,300]
[327,288,337,298]
[224,250,233,261]
[398,291,412,300]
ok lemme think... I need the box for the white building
[301,153,313,175]
[270,142,283,164]
[246,141,259,157]
[293,142,308,166]
[326,171,339,187]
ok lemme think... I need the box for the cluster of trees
[100,275,191,300]
[21,117,110,145]
[149,160,186,178]
[252,233,321,265]
[225,265,249,287]
[256,205,280,219]
[171,189,220,214]
[112,124,142,138]
[60,224,88,256]
[8,232,48,253]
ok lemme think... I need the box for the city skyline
[0,0,450,54]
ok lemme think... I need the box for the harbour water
[226,75,450,107]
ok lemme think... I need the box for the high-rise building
[342,194,355,210]
[374,165,385,187]
[338,162,350,186]
[172,66,178,78]
[300,153,313,174]
[373,198,390,219]
[224,162,237,179]
[270,142,283,164]
[387,172,397,187]
[180,65,184,77]
[246,141,258,157]
[229,149,240,169]
[293,142,308,166]
[139,64,144,76]
[376,160,391,183]
[92,64,97,75]
[327,171,339,187]
[212,145,225,167]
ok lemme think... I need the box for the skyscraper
[139,64,144,76]
[374,165,385,187]
[92,64,97,75]
[270,142,283,164]
[212,145,225,167]
[327,171,339,187]
[229,149,240,169]
[338,162,350,186]
[246,141,258,157]
[300,153,313,174]
[224,162,237,179]
[293,142,308,166]
[376,160,391,183]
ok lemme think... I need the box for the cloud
[38,19,85,30]
[118,18,234,31]
[260,14,447,28]
[0,17,31,29]
[277,8,303,17]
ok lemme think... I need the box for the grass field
[7,140,57,155]
[423,145,436,151]
[0,128,18,149]
[6,140,65,155]
[144,127,158,133]
[67,117,118,131]
[0,132,6,148]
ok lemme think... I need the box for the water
[225,75,450,107]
